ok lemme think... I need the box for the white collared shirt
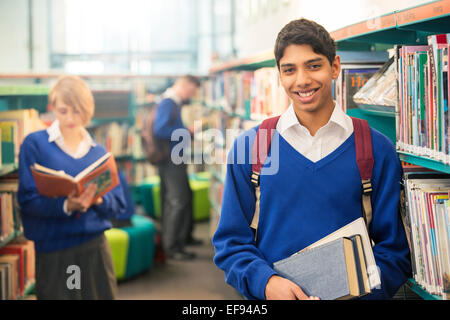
[47,120,96,159]
[276,102,354,163]
[162,88,182,105]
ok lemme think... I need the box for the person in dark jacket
[153,75,201,260]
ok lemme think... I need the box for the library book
[30,152,119,205]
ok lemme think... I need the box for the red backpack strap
[251,115,281,187]
[250,115,280,240]
[351,117,374,229]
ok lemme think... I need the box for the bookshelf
[0,163,34,300]
[204,0,450,298]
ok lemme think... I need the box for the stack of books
[401,170,450,299]
[0,238,35,300]
[273,218,379,300]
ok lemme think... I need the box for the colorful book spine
[404,174,450,299]
[396,35,450,164]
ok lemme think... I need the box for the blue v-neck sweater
[17,130,126,253]
[212,126,411,300]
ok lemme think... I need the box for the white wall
[234,0,432,59]
[0,0,30,72]
[0,0,49,73]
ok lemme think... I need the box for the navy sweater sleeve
[361,131,411,299]
[18,134,69,219]
[153,98,183,139]
[212,131,277,300]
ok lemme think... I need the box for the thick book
[298,217,380,289]
[349,234,371,297]
[30,152,119,205]
[273,237,362,300]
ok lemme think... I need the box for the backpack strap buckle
[362,179,373,195]
[251,171,260,187]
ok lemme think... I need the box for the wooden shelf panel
[396,0,450,27]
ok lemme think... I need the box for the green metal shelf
[346,108,396,144]
[406,278,442,300]
[331,0,450,50]
[397,151,450,174]
[0,86,50,96]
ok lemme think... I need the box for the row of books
[202,67,290,120]
[0,192,15,244]
[0,238,35,300]
[401,170,450,299]
[0,109,45,169]
[0,179,21,243]
[90,122,145,159]
[395,34,450,164]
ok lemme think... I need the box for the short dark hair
[274,18,337,69]
[179,74,201,87]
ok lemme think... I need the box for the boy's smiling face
[279,44,340,116]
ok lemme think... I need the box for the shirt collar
[278,101,352,135]
[47,120,96,147]
[163,88,182,105]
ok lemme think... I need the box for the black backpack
[140,101,178,165]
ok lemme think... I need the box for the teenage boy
[212,19,411,300]
[154,75,201,260]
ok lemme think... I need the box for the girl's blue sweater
[18,130,126,253]
[212,126,411,300]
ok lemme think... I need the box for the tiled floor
[117,220,242,300]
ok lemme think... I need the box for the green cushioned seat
[139,176,161,218]
[190,171,211,182]
[140,175,210,221]
[189,179,211,221]
[121,215,156,279]
[104,228,129,281]
[130,185,142,204]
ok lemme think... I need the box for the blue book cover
[273,237,360,300]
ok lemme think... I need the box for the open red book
[30,152,119,205]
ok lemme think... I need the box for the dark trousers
[35,234,118,300]
[158,161,193,254]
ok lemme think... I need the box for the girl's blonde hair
[49,75,95,125]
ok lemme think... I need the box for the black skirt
[35,234,118,300]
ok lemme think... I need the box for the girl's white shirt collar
[47,120,96,159]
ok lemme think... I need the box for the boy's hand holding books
[66,183,102,213]
[265,275,320,300]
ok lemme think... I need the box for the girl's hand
[66,184,98,213]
